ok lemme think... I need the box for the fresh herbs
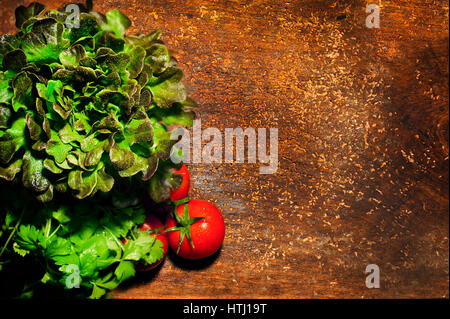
[0,1,196,298]
[1,188,164,299]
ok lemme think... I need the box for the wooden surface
[0,0,448,298]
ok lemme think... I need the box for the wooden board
[0,0,448,298]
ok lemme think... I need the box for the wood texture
[0,0,448,298]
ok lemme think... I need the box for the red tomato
[165,200,225,260]
[136,214,168,272]
[169,164,190,201]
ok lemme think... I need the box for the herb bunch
[0,186,164,299]
[0,1,196,298]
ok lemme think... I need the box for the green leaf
[122,231,155,260]
[67,169,97,199]
[31,140,46,152]
[148,162,182,202]
[94,31,125,53]
[52,206,71,224]
[96,89,130,115]
[149,67,187,108]
[13,242,30,257]
[46,141,72,164]
[125,30,161,49]
[15,224,43,251]
[69,219,98,246]
[36,79,63,103]
[11,71,32,112]
[94,274,120,290]
[35,97,51,138]
[52,69,73,82]
[0,35,19,50]
[2,49,27,72]
[58,123,83,144]
[90,284,106,299]
[93,113,122,133]
[73,112,92,133]
[22,151,50,193]
[52,103,71,120]
[54,253,79,266]
[46,130,73,164]
[45,9,68,24]
[118,152,158,180]
[21,18,69,64]
[73,66,97,83]
[43,158,63,174]
[36,183,53,202]
[15,2,45,28]
[45,236,72,259]
[95,165,114,193]
[59,44,86,69]
[0,72,14,104]
[108,135,135,170]
[5,210,17,228]
[0,41,14,65]
[25,112,42,140]
[102,10,132,38]
[141,238,164,266]
[146,43,170,74]
[84,141,106,167]
[79,133,100,152]
[101,206,145,238]
[151,120,178,161]
[0,117,26,164]
[151,99,196,127]
[124,108,153,145]
[126,45,145,79]
[97,71,121,89]
[79,250,98,278]
[67,13,101,43]
[0,158,22,181]
[114,260,135,282]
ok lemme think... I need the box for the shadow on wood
[167,246,222,271]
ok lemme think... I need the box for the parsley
[1,197,164,298]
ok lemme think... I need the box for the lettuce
[0,1,196,203]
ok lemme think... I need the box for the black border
[1,298,448,316]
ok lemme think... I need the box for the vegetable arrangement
[0,1,225,299]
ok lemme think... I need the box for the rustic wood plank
[0,0,448,298]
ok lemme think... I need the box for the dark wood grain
[0,0,448,298]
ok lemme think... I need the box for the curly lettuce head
[0,2,195,203]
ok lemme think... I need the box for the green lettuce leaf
[1,1,195,205]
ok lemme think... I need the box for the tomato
[169,164,190,201]
[165,200,225,260]
[135,214,169,272]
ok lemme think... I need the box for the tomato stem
[167,201,207,252]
